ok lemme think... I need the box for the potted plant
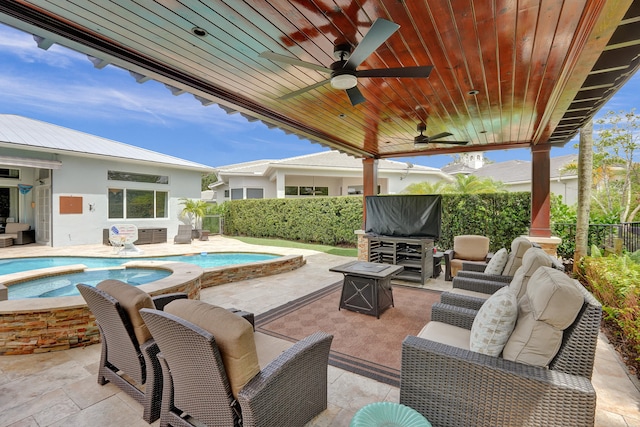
[178,198,209,238]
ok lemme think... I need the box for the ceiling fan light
[331,74,358,90]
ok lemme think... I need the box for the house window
[246,188,264,199]
[299,186,328,196]
[230,188,243,200]
[108,188,168,219]
[348,185,380,195]
[108,170,168,184]
[224,190,229,198]
[0,169,20,179]
[299,186,314,196]
[285,186,298,196]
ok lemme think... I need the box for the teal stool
[350,402,431,427]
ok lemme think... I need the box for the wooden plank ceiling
[1,0,639,160]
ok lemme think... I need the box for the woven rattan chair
[173,224,192,244]
[443,235,491,281]
[400,281,602,426]
[77,283,188,423]
[140,307,333,427]
[455,236,534,282]
[441,247,560,311]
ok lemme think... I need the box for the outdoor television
[365,195,441,239]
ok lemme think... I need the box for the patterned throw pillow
[469,286,518,356]
[483,247,509,275]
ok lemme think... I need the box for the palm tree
[178,198,209,230]
[446,174,506,194]
[401,181,449,194]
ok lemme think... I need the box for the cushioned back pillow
[502,237,533,276]
[469,286,518,356]
[164,299,260,398]
[502,267,583,367]
[453,235,490,261]
[508,248,553,299]
[97,279,154,345]
[483,247,509,275]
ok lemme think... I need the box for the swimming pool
[0,253,278,275]
[7,268,171,299]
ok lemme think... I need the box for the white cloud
[0,24,84,68]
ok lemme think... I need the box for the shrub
[223,192,531,249]
[580,255,640,369]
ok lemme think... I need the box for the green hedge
[223,192,531,250]
[224,197,363,245]
[440,193,531,252]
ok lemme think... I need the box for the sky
[0,22,638,170]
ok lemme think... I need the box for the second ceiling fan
[260,18,433,106]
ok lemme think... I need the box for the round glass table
[350,402,432,427]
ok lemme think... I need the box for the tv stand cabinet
[367,235,434,285]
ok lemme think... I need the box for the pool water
[8,268,171,299]
[0,253,278,275]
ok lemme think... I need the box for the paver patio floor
[0,236,638,426]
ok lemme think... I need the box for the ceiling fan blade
[259,51,332,73]
[345,18,400,69]
[279,79,331,100]
[428,132,453,141]
[345,86,366,106]
[356,66,433,79]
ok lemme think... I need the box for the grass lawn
[229,236,358,257]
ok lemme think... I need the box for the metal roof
[0,114,213,172]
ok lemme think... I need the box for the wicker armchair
[441,247,555,311]
[400,279,602,427]
[443,235,491,281]
[140,307,333,427]
[456,236,533,282]
[76,282,188,423]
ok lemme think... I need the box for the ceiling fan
[260,18,433,106]
[412,122,469,146]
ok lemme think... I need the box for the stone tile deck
[0,236,638,426]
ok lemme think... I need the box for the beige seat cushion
[469,287,518,356]
[417,321,471,350]
[508,248,553,299]
[165,299,260,398]
[4,223,30,234]
[502,237,533,276]
[453,235,490,261]
[502,267,584,367]
[97,280,154,345]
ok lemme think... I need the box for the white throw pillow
[483,248,509,275]
[469,286,518,356]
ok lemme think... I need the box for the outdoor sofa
[1,222,35,245]
[400,267,602,426]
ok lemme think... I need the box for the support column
[529,145,562,256]
[530,144,551,237]
[275,171,285,199]
[362,158,378,227]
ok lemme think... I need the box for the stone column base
[526,235,562,258]
[355,229,369,261]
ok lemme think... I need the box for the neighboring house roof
[471,154,578,184]
[213,150,450,183]
[441,163,478,175]
[0,114,213,172]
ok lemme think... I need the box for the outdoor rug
[255,282,441,386]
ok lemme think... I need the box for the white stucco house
[203,151,453,203]
[0,114,213,247]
